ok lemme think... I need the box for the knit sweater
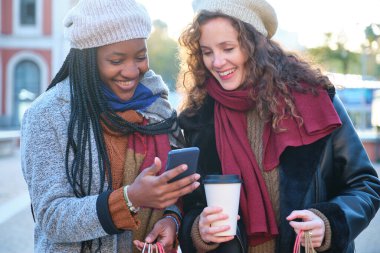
[104,110,181,249]
[190,109,331,253]
[189,109,278,252]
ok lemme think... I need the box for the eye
[224,47,234,52]
[201,50,212,56]
[109,59,122,65]
[136,54,148,61]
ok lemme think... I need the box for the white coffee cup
[203,174,242,236]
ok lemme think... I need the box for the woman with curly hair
[20,0,200,252]
[177,0,380,252]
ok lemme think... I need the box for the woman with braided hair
[20,0,199,252]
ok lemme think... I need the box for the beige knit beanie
[192,0,278,38]
[63,0,151,49]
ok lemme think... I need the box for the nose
[212,53,226,68]
[120,62,140,80]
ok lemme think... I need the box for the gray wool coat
[21,78,180,252]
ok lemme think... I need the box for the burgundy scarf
[206,77,341,246]
[131,119,171,175]
[102,112,171,189]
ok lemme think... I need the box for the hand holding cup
[203,175,242,236]
[198,206,235,243]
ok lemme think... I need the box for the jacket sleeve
[20,99,116,243]
[312,95,380,252]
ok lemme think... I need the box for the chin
[218,77,243,91]
[221,83,241,91]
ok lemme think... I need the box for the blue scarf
[102,83,160,112]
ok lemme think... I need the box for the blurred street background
[1,0,380,252]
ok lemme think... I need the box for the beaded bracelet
[122,185,140,214]
[164,215,180,235]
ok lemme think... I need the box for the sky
[138,0,380,52]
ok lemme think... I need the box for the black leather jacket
[178,95,380,253]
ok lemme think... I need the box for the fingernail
[194,174,200,180]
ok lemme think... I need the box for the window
[20,0,36,25]
[12,60,40,126]
[14,0,42,35]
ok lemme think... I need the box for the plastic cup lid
[203,174,242,184]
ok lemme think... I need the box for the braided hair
[48,48,177,252]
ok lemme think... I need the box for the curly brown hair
[177,10,333,129]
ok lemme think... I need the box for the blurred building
[328,73,380,162]
[0,0,75,130]
[372,90,380,129]
[328,73,380,129]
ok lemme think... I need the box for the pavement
[0,149,33,253]
[0,148,379,253]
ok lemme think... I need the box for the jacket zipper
[236,225,246,253]
[315,167,320,202]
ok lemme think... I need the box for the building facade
[0,0,75,129]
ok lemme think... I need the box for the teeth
[115,81,133,86]
[219,69,235,76]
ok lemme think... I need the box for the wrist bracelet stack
[164,214,180,235]
[123,185,140,214]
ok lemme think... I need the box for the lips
[218,68,236,80]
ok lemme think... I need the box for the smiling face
[97,38,149,101]
[199,17,248,91]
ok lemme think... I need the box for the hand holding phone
[165,147,200,183]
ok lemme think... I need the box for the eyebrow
[109,47,147,56]
[200,41,236,49]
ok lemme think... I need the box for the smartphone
[165,147,200,183]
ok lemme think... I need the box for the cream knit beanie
[63,0,151,49]
[192,0,278,38]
